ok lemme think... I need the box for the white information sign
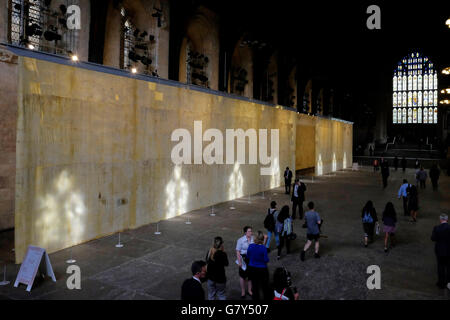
[14,246,56,292]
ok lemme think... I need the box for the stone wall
[295,114,316,170]
[315,117,353,175]
[14,56,298,263]
[0,47,18,231]
[6,51,352,262]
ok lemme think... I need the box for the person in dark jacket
[205,237,229,300]
[429,164,440,191]
[264,201,279,252]
[380,158,390,189]
[431,214,450,289]
[247,231,269,300]
[407,184,419,222]
[361,200,378,247]
[181,260,207,301]
[291,179,306,219]
[393,156,399,171]
[401,157,407,173]
[284,167,293,194]
[272,267,299,300]
[276,205,292,260]
[382,202,397,253]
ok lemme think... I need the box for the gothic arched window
[393,52,438,124]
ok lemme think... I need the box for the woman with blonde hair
[247,231,269,300]
[205,236,229,300]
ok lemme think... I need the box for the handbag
[375,222,380,235]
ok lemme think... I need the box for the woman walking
[276,205,292,260]
[382,202,397,253]
[361,200,378,247]
[408,184,419,222]
[247,231,270,300]
[205,236,229,300]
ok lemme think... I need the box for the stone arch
[287,66,297,108]
[302,79,313,113]
[103,0,169,77]
[229,37,253,98]
[178,7,219,90]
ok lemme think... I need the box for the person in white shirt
[236,226,254,299]
[398,179,411,216]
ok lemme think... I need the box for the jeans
[207,280,226,300]
[266,231,279,249]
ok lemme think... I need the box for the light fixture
[28,44,35,50]
[71,55,78,62]
[446,18,450,28]
[131,67,137,74]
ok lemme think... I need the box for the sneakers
[314,253,320,259]
[300,250,305,261]
[277,256,281,260]
[384,247,388,253]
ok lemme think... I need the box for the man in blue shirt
[398,179,410,216]
[300,201,322,261]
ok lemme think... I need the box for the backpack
[264,209,276,231]
[362,211,374,224]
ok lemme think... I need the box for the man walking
[291,179,306,219]
[429,164,440,191]
[300,202,322,261]
[417,166,428,189]
[401,156,407,173]
[431,214,450,290]
[380,158,390,189]
[398,179,411,216]
[394,156,399,171]
[264,201,279,252]
[284,167,293,194]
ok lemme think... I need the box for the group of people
[181,195,323,301]
[361,200,397,252]
[181,163,449,301]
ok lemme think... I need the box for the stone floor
[0,166,449,300]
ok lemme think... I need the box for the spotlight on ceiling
[140,56,152,66]
[25,23,43,37]
[446,18,450,28]
[44,29,62,41]
[128,51,140,63]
